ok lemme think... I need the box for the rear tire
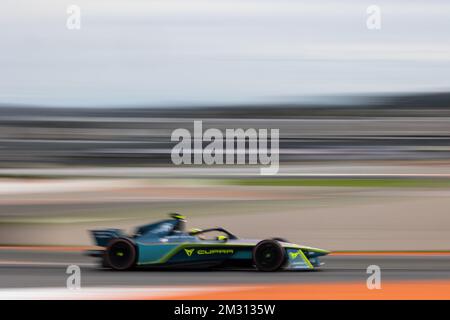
[105,238,137,270]
[253,239,286,272]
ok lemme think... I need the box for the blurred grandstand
[0,92,450,169]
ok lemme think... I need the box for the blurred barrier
[1,93,450,167]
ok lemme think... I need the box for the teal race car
[87,213,329,272]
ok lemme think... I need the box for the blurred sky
[1,0,450,107]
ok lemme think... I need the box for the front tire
[105,238,137,270]
[253,239,286,271]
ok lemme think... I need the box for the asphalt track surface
[1,249,450,289]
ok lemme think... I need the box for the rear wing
[90,229,126,247]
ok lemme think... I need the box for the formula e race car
[87,213,330,271]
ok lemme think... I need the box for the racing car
[87,213,329,271]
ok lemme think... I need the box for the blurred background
[1,0,450,250]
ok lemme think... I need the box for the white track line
[0,260,95,267]
[0,286,250,300]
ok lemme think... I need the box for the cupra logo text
[184,248,234,256]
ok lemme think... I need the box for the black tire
[253,239,286,272]
[105,238,137,270]
[101,252,110,269]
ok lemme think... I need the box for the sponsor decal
[197,249,234,255]
[184,248,234,256]
[289,249,303,259]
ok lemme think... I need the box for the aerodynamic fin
[90,229,125,247]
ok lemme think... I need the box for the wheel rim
[254,242,284,271]
[107,240,135,270]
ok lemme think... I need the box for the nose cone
[304,247,330,258]
[317,248,331,256]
